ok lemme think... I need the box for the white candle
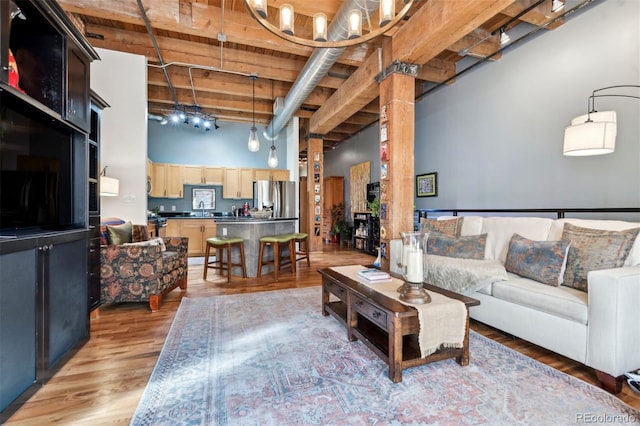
[406,247,423,283]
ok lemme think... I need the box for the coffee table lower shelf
[320,267,480,382]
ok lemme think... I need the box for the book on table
[357,268,392,282]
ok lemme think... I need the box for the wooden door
[150,163,167,197]
[239,168,254,198]
[203,167,223,185]
[180,219,206,256]
[182,165,203,184]
[166,165,183,198]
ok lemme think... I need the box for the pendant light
[247,74,260,152]
[267,79,278,168]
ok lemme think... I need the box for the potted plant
[368,197,380,218]
[330,203,344,243]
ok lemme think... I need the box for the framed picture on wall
[416,172,437,197]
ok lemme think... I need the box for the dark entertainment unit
[0,0,100,421]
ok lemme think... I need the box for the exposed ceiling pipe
[263,0,380,141]
[137,0,178,106]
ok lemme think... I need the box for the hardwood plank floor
[5,245,639,424]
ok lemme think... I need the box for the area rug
[130,287,639,425]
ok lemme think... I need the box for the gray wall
[326,0,640,220]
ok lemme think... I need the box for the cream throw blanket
[330,265,467,358]
[425,255,509,295]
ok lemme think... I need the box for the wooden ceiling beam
[391,0,517,65]
[85,23,350,89]
[58,0,371,66]
[309,51,381,135]
[502,0,565,29]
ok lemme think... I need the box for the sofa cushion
[492,274,588,324]
[427,232,487,259]
[561,223,640,292]
[480,217,554,263]
[106,221,133,245]
[420,217,463,237]
[504,234,571,286]
[549,218,640,266]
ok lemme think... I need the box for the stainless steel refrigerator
[253,180,296,218]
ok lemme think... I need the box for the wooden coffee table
[318,267,480,382]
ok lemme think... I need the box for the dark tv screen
[0,92,73,234]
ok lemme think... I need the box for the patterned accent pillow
[132,224,150,243]
[421,217,464,238]
[561,223,640,292]
[106,221,133,245]
[504,234,571,286]
[426,232,486,260]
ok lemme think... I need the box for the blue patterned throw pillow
[504,234,571,286]
[561,223,640,292]
[427,232,487,260]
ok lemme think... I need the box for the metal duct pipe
[263,0,380,141]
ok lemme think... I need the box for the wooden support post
[307,137,324,252]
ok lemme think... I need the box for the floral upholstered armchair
[99,218,188,312]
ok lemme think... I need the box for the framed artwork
[314,184,320,193]
[192,188,216,209]
[380,104,388,122]
[314,195,321,203]
[381,163,388,180]
[416,172,437,197]
[380,123,388,142]
[380,143,389,162]
[313,152,320,161]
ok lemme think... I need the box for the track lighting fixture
[551,0,564,13]
[164,105,219,132]
[499,28,510,45]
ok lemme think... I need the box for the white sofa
[390,216,640,393]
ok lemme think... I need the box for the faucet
[198,200,205,217]
[231,205,237,218]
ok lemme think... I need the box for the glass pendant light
[248,74,260,152]
[267,143,278,168]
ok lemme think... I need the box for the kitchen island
[213,218,297,278]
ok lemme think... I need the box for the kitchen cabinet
[223,168,253,199]
[183,165,224,185]
[253,168,290,182]
[167,219,216,256]
[150,163,183,198]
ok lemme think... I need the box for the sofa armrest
[586,266,640,377]
[100,244,164,301]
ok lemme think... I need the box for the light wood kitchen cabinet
[223,168,254,199]
[150,163,183,198]
[165,219,180,238]
[175,219,217,256]
[183,165,224,185]
[253,168,290,182]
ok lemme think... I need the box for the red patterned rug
[131,287,639,425]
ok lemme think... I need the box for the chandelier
[244,0,415,49]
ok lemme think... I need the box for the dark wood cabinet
[353,212,380,256]
[0,0,99,421]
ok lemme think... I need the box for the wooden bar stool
[203,237,247,283]
[289,232,311,269]
[257,234,295,281]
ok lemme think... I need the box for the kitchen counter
[213,218,297,278]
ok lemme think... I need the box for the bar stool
[203,237,247,283]
[289,232,311,269]
[257,234,295,281]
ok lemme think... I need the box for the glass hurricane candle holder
[397,231,431,304]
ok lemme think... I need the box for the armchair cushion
[106,221,133,244]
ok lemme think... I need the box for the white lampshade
[380,0,395,26]
[100,176,120,197]
[267,145,278,168]
[563,111,617,156]
[347,9,362,39]
[313,13,327,42]
[252,0,267,18]
[248,126,260,152]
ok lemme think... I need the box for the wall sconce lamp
[100,166,120,197]
[563,85,639,156]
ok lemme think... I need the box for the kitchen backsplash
[148,184,252,215]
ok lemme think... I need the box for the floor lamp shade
[100,176,120,197]
[563,111,617,156]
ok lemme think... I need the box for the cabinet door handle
[372,311,382,319]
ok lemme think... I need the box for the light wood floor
[5,245,639,424]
